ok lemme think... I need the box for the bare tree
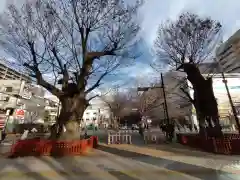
[101,90,128,119]
[138,86,163,116]
[101,87,140,126]
[0,0,142,139]
[154,12,222,136]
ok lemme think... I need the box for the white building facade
[0,80,46,131]
[44,94,60,125]
[0,60,31,83]
[81,97,111,128]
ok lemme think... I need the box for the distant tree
[101,89,128,120]
[154,12,222,136]
[138,87,162,116]
[0,0,142,139]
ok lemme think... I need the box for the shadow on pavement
[40,155,141,180]
[136,143,214,158]
[40,156,92,178]
[0,158,51,180]
[97,164,139,180]
[97,144,239,180]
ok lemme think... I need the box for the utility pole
[161,73,170,125]
[137,73,170,125]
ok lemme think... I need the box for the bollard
[116,133,121,144]
[151,135,157,142]
[121,134,132,144]
[144,133,158,144]
[127,134,132,144]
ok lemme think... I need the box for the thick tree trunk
[182,63,222,137]
[49,95,88,140]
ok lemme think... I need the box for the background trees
[154,12,222,136]
[0,0,142,139]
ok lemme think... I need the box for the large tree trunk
[49,95,88,140]
[182,63,222,137]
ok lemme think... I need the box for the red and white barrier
[107,132,132,144]
[118,130,138,133]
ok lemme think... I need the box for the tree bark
[182,63,222,137]
[49,95,88,140]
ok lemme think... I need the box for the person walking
[139,121,145,137]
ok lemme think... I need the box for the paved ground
[0,149,220,180]
[0,145,239,180]
[0,129,239,180]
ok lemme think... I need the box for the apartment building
[215,29,240,73]
[0,80,46,131]
[44,95,60,125]
[81,97,111,128]
[0,61,31,83]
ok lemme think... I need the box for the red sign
[0,115,6,129]
[15,109,25,117]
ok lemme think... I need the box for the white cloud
[120,63,155,79]
[140,0,240,46]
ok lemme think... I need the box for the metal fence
[107,132,132,144]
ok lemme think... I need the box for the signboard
[21,86,32,99]
[19,81,32,99]
[137,87,149,91]
[189,76,240,118]
[213,78,240,92]
[0,114,6,129]
[15,109,25,119]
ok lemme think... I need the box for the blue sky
[103,0,240,89]
[1,0,240,95]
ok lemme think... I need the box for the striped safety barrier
[107,132,132,144]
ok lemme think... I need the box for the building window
[5,87,12,92]
[86,118,89,121]
[93,117,96,121]
[93,112,97,115]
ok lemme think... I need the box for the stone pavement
[137,141,240,161]
[1,130,239,180]
[0,149,201,180]
[98,143,240,180]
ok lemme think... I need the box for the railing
[144,132,161,144]
[107,132,132,144]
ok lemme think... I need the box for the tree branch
[25,41,63,97]
[85,71,108,94]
